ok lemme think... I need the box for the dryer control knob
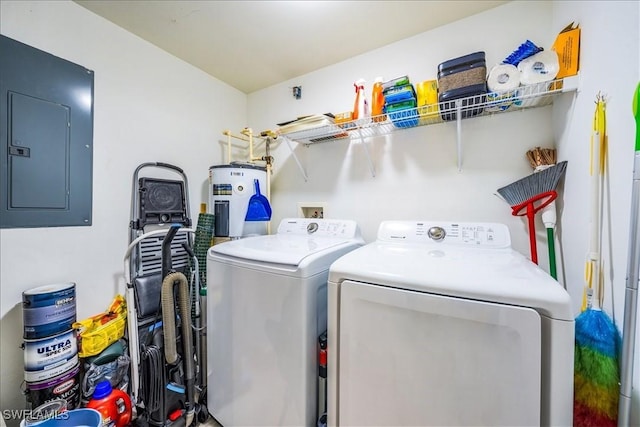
[428,226,446,241]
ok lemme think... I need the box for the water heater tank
[209,163,268,239]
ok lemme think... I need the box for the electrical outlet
[297,202,327,219]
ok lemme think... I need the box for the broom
[573,94,621,427]
[526,147,565,279]
[497,160,568,264]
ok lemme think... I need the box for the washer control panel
[378,221,511,248]
[277,218,361,239]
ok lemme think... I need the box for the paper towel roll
[486,64,520,112]
[487,64,520,92]
[518,50,560,85]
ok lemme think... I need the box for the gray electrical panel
[0,35,94,228]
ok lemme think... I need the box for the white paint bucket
[23,330,77,373]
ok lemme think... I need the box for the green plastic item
[86,340,124,365]
[635,82,640,151]
[547,228,557,280]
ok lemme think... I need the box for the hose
[161,271,195,426]
[140,345,163,413]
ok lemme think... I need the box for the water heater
[209,163,268,238]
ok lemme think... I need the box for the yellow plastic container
[74,295,127,358]
[416,80,440,123]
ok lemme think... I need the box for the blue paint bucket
[20,408,101,427]
[23,283,76,340]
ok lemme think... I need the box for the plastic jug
[86,381,131,427]
[371,77,386,122]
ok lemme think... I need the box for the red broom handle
[526,204,538,264]
[511,190,558,264]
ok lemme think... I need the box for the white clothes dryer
[327,220,574,427]
[207,218,363,427]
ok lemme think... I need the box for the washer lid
[211,234,358,266]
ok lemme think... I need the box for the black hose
[162,224,180,278]
[141,345,163,413]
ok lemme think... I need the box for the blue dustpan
[245,179,272,221]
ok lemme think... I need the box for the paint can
[24,329,77,374]
[23,283,76,340]
[24,354,79,384]
[25,362,81,410]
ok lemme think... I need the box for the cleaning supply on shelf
[86,380,132,427]
[502,40,543,66]
[352,78,369,122]
[416,80,439,123]
[371,77,386,122]
[383,76,418,128]
[382,75,410,92]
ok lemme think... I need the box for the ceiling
[74,0,509,94]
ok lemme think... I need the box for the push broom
[497,160,568,265]
[573,93,621,427]
[526,147,565,279]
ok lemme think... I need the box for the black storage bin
[437,51,487,121]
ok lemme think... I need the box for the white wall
[0,0,246,420]
[552,1,640,422]
[249,0,640,423]
[250,1,557,255]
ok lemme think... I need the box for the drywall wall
[249,1,557,265]
[552,1,640,423]
[0,0,246,421]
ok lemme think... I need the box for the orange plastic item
[371,77,386,122]
[86,381,132,427]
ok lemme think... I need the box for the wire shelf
[277,76,579,146]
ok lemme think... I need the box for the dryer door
[336,280,541,426]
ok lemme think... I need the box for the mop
[573,93,621,427]
[617,81,640,426]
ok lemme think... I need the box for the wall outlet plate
[297,202,327,219]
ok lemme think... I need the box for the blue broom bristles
[575,308,621,357]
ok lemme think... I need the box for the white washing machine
[207,218,363,427]
[327,220,574,427]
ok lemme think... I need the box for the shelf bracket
[356,127,376,178]
[281,136,308,181]
[456,99,463,172]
